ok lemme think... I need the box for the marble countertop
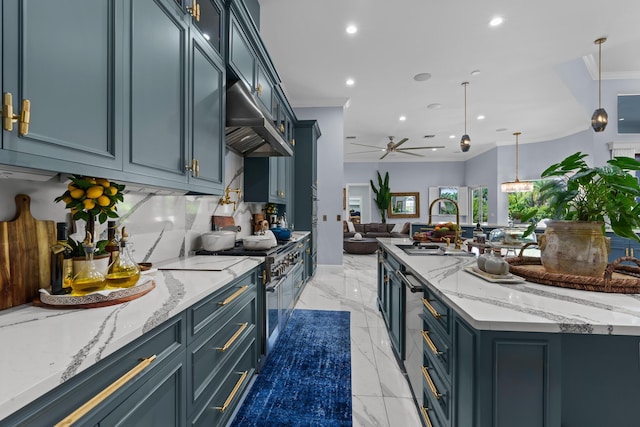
[0,255,265,420]
[378,237,640,336]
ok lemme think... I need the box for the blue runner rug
[230,309,352,426]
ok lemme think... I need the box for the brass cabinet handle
[214,371,248,412]
[262,271,267,285]
[632,248,635,257]
[186,158,198,176]
[279,123,285,133]
[296,280,303,289]
[420,406,434,427]
[297,243,304,248]
[54,356,157,426]
[187,0,200,21]
[194,159,200,177]
[422,366,442,400]
[2,93,30,135]
[422,298,444,319]
[383,274,389,284]
[256,83,263,96]
[291,138,295,146]
[421,330,442,356]
[216,323,248,352]
[306,247,310,254]
[626,247,629,256]
[217,285,249,306]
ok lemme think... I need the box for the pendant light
[591,37,608,132]
[460,82,471,152]
[501,132,533,193]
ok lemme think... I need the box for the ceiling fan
[350,136,445,160]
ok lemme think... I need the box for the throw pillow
[391,223,404,233]
[401,222,411,234]
[347,221,356,233]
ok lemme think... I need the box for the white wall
[295,106,345,266]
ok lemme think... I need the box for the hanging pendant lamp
[460,82,471,152]
[591,37,608,132]
[501,132,534,193]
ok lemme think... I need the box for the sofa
[344,221,411,239]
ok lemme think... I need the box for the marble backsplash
[0,152,265,264]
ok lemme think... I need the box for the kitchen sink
[396,244,473,256]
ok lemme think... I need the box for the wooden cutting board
[0,194,56,310]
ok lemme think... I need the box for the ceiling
[258,0,640,162]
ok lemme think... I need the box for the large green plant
[521,152,640,241]
[370,171,391,223]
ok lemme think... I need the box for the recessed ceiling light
[346,136,357,139]
[470,69,481,76]
[449,134,456,139]
[346,78,355,86]
[346,25,357,34]
[413,73,432,82]
[424,135,435,138]
[431,148,438,151]
[496,128,508,132]
[477,115,486,120]
[489,16,503,27]
[427,103,442,109]
[399,116,407,121]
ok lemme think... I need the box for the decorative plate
[463,266,525,284]
[38,278,155,309]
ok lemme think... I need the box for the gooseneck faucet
[428,197,462,250]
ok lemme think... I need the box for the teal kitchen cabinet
[244,156,288,204]
[1,0,123,173]
[2,265,263,427]
[227,2,277,118]
[377,247,403,359]
[1,314,186,427]
[294,120,320,278]
[607,232,640,263]
[123,0,225,194]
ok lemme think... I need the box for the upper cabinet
[1,1,123,172]
[1,0,225,195]
[122,0,225,193]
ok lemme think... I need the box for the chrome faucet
[428,197,462,250]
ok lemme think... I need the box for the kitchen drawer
[422,326,451,380]
[423,357,451,423]
[188,294,256,410]
[420,395,447,427]
[422,288,451,338]
[189,335,257,427]
[187,269,258,341]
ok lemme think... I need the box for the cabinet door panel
[229,19,254,89]
[125,0,188,181]
[2,0,121,168]
[190,38,224,189]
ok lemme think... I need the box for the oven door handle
[265,275,287,293]
[397,269,424,293]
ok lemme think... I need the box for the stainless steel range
[197,239,302,364]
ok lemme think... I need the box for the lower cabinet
[1,266,262,427]
[377,247,403,360]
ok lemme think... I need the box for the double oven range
[197,238,302,365]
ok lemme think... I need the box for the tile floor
[296,253,422,427]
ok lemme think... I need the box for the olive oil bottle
[106,227,141,289]
[50,222,72,295]
[71,232,107,296]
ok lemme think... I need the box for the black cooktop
[196,240,294,257]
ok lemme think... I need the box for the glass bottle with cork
[106,227,141,289]
[105,220,119,266]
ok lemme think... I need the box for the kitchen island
[0,255,264,426]
[378,237,640,427]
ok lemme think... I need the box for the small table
[343,237,378,254]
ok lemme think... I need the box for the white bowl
[202,230,236,252]
[243,231,277,250]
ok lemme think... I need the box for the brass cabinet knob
[2,93,30,135]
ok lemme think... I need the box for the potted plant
[55,175,126,271]
[522,152,640,277]
[370,171,391,223]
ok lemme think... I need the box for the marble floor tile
[352,395,390,427]
[299,253,419,426]
[383,397,422,427]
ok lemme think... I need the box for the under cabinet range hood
[225,80,293,157]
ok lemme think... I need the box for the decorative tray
[463,266,525,284]
[37,278,155,309]
[506,256,640,294]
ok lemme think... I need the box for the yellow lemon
[96,178,110,188]
[85,177,97,184]
[70,188,85,199]
[67,183,77,191]
[97,195,111,207]
[86,186,104,199]
[83,199,96,210]
[106,186,118,196]
[62,196,72,204]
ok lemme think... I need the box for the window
[438,187,458,215]
[471,187,488,223]
[507,179,556,224]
